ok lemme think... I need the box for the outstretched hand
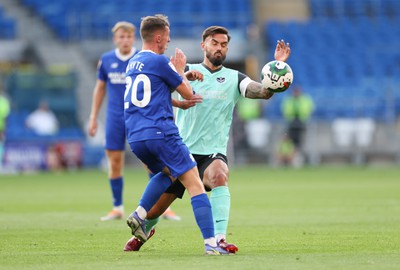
[177,94,203,110]
[170,48,187,74]
[185,70,204,81]
[274,40,291,62]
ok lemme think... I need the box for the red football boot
[218,239,238,254]
[124,228,155,252]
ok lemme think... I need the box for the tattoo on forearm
[245,82,274,99]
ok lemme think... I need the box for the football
[260,60,293,92]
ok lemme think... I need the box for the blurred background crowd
[0,0,399,173]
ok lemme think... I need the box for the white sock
[114,205,124,212]
[215,233,226,243]
[204,237,217,247]
[135,206,147,220]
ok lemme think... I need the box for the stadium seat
[20,0,254,40]
[263,0,400,121]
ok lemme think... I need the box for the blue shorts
[105,114,125,151]
[165,153,228,198]
[129,133,197,179]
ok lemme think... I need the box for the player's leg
[203,157,238,253]
[178,167,229,254]
[101,115,126,221]
[124,192,177,251]
[147,170,181,221]
[127,170,173,242]
[101,149,125,221]
[127,136,228,254]
[126,140,176,242]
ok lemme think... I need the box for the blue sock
[139,172,172,212]
[110,177,123,207]
[191,193,214,239]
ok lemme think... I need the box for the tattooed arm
[238,73,274,100]
[245,81,274,100]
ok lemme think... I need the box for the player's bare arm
[172,69,203,109]
[245,81,274,100]
[274,40,291,62]
[88,79,106,137]
[171,48,194,100]
[172,94,203,109]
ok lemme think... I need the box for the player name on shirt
[126,61,144,72]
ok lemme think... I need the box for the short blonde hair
[112,21,136,34]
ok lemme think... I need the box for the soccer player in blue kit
[88,21,138,221]
[89,21,181,222]
[123,14,229,255]
[124,26,291,254]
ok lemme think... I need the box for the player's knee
[209,171,228,188]
[108,156,122,169]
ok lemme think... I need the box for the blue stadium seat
[0,4,17,39]
[264,0,400,121]
[20,0,254,40]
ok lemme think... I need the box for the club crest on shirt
[216,77,225,83]
[111,62,118,68]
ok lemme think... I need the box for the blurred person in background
[0,88,10,169]
[25,100,59,136]
[281,86,314,163]
[275,133,296,167]
[88,21,180,222]
[235,98,262,149]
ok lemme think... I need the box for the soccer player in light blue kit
[88,21,138,221]
[124,15,229,255]
[124,26,291,253]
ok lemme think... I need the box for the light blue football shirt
[176,63,250,155]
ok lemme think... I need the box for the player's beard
[206,51,225,67]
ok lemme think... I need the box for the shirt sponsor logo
[108,72,126,84]
[198,90,227,100]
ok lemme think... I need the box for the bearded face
[206,49,226,67]
[202,34,229,68]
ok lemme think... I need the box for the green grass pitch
[1,166,399,270]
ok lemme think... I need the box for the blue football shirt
[124,50,183,143]
[97,48,137,150]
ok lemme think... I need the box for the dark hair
[202,26,231,42]
[140,14,170,41]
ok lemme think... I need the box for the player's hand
[185,70,203,81]
[179,94,203,109]
[88,119,97,137]
[274,40,291,62]
[170,48,187,74]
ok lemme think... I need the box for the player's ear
[200,42,205,51]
